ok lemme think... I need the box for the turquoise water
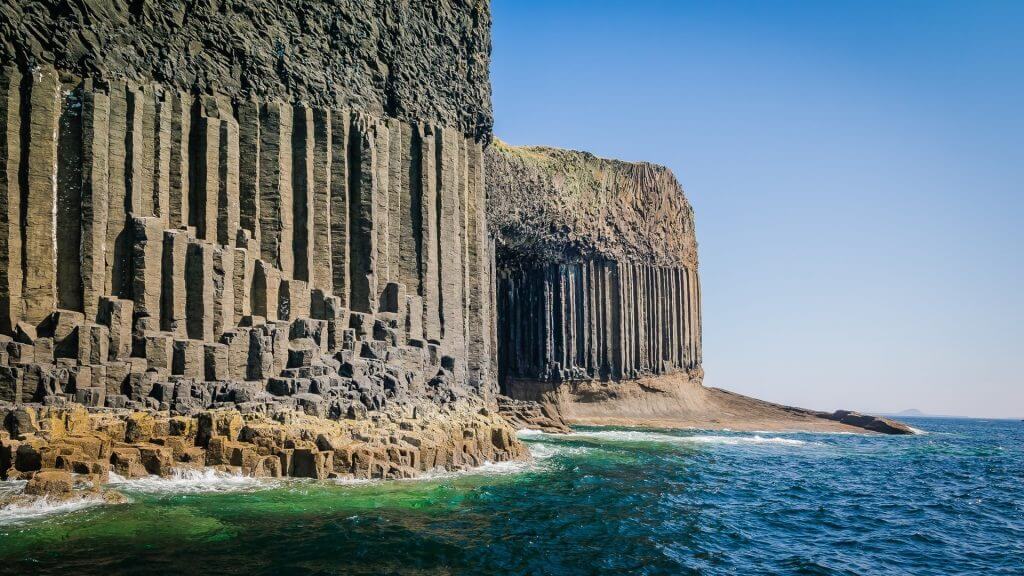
[1,418,1021,575]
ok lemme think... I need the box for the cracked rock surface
[1,0,493,139]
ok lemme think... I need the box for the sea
[1,417,1021,575]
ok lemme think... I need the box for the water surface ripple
[1,417,1021,575]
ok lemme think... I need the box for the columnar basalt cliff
[486,142,702,391]
[0,70,496,397]
[486,141,911,435]
[0,2,913,495]
[0,0,526,488]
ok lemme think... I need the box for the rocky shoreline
[1,401,525,502]
[521,373,914,435]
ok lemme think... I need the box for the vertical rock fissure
[14,72,31,326]
[291,105,312,282]
[56,84,83,312]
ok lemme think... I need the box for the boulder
[827,410,915,435]
[24,469,73,497]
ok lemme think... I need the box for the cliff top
[486,140,698,267]
[1,0,492,139]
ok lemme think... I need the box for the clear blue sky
[491,0,1023,418]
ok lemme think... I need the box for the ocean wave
[527,442,593,460]
[749,429,869,437]
[108,468,280,495]
[395,442,595,481]
[412,459,536,481]
[688,434,810,446]
[0,493,108,526]
[559,429,813,447]
[112,456,547,493]
[0,479,27,499]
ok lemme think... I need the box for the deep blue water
[1,417,1021,575]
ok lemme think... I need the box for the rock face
[0,0,492,140]
[496,396,570,434]
[0,69,496,417]
[487,141,697,266]
[486,143,911,435]
[486,141,702,391]
[0,0,518,482]
[1,403,524,484]
[0,0,911,469]
[822,410,915,435]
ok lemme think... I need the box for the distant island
[888,409,970,418]
[885,409,1023,420]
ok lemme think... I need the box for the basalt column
[0,67,499,411]
[496,261,700,383]
[0,0,542,480]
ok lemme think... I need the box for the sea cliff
[486,141,910,435]
[0,0,529,498]
[0,0,910,504]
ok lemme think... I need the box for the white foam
[515,428,548,438]
[394,442,600,482]
[0,494,107,525]
[0,479,27,499]
[108,468,279,495]
[688,434,809,446]
[328,476,377,487]
[402,459,535,482]
[528,442,588,460]
[403,440,596,481]
[561,429,812,446]
[749,429,867,437]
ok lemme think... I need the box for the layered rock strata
[486,141,701,392]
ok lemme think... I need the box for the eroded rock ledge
[1,401,525,497]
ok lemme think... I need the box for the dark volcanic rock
[486,140,704,387]
[825,410,916,435]
[486,140,698,267]
[1,0,493,139]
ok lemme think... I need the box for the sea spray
[108,468,281,495]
